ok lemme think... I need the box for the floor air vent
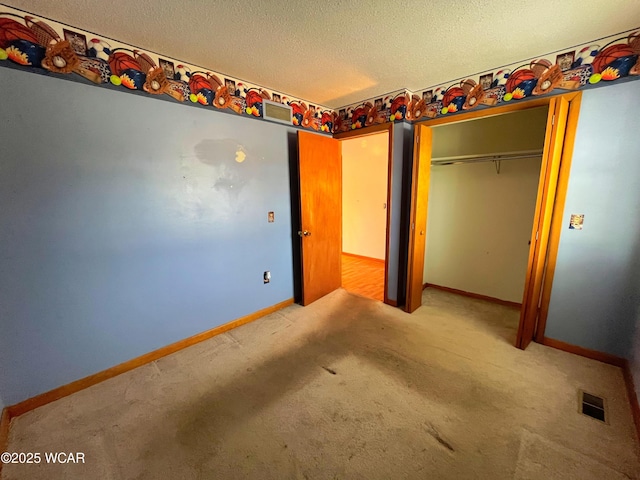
[580,390,606,422]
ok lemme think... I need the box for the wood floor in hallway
[341,253,385,301]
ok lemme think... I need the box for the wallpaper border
[0,5,638,134]
[335,28,639,131]
[0,4,335,133]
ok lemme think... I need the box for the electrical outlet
[263,271,271,284]
[268,211,274,223]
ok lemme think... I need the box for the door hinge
[411,223,415,230]
[552,115,555,126]
[416,135,419,145]
[536,231,539,241]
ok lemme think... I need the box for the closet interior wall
[423,107,549,304]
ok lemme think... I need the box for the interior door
[516,97,570,349]
[405,124,432,313]
[297,131,342,305]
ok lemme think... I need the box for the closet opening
[423,107,548,340]
[405,93,582,349]
[338,127,392,302]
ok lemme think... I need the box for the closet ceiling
[7,0,639,108]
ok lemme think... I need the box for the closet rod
[431,149,543,166]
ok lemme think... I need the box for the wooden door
[516,97,570,349]
[297,131,342,305]
[405,124,433,313]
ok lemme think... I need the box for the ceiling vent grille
[262,100,293,125]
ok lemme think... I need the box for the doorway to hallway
[340,130,390,301]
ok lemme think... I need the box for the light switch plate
[268,212,274,223]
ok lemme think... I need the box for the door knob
[298,230,311,237]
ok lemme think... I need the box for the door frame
[335,123,394,305]
[405,93,582,348]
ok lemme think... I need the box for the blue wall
[633,285,640,400]
[545,80,640,358]
[390,122,414,305]
[386,123,412,302]
[0,67,298,405]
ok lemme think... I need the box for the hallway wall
[342,132,389,260]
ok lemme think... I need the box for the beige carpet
[2,288,639,479]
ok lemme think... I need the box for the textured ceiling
[4,0,639,108]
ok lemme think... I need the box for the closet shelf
[431,149,544,166]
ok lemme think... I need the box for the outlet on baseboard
[263,271,271,284]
